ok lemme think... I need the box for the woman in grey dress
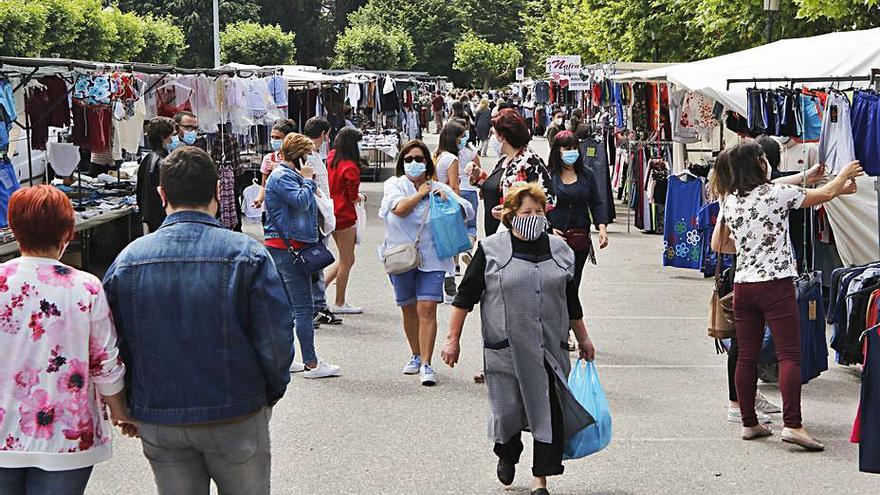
[441,183,596,495]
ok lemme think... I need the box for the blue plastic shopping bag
[429,192,471,258]
[564,359,612,460]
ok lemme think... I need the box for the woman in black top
[545,131,609,318]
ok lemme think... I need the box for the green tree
[333,25,415,70]
[220,21,297,65]
[137,14,188,65]
[102,7,147,62]
[457,0,526,45]
[348,0,465,77]
[258,0,335,67]
[453,33,522,89]
[0,0,47,57]
[796,0,879,19]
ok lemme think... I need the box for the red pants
[733,278,803,428]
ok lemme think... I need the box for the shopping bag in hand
[429,193,471,258]
[564,359,612,459]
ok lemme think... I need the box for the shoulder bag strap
[413,186,433,248]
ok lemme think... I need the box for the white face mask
[490,135,504,157]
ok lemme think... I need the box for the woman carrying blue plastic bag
[380,140,474,386]
[442,184,598,495]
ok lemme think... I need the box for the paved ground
[87,135,877,494]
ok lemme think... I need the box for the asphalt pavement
[86,134,877,494]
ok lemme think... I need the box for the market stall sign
[546,56,582,75]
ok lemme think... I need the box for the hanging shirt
[662,175,704,270]
[696,201,733,275]
[818,92,856,175]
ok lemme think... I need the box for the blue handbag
[564,359,612,459]
[428,191,471,259]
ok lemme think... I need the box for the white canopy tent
[611,28,880,116]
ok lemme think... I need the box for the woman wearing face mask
[253,119,298,210]
[137,116,176,233]
[380,140,475,386]
[441,184,596,495]
[710,142,862,450]
[546,131,609,326]
[475,99,492,156]
[469,109,556,236]
[325,128,364,314]
[545,111,565,147]
[264,133,342,379]
[434,121,469,298]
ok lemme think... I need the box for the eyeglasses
[178,125,198,131]
[403,156,426,163]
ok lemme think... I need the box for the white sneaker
[290,361,305,373]
[727,407,772,424]
[420,363,437,386]
[403,355,422,375]
[755,392,782,414]
[303,361,341,379]
[332,304,363,314]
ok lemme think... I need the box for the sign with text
[546,55,582,75]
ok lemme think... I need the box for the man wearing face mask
[137,117,176,233]
[173,111,207,151]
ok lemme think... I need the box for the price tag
[830,105,838,123]
[586,147,597,157]
[808,300,817,321]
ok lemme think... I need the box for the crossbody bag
[382,198,431,275]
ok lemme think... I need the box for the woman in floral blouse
[711,143,862,452]
[0,186,134,494]
[469,108,556,236]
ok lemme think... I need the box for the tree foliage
[137,14,188,65]
[454,33,522,89]
[0,0,47,58]
[333,25,415,70]
[220,21,297,65]
[102,7,148,62]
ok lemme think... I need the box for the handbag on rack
[708,255,736,339]
[382,197,431,275]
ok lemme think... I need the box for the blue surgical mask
[166,135,180,152]
[458,134,469,150]
[404,160,427,178]
[271,138,283,151]
[561,150,580,166]
[182,130,198,145]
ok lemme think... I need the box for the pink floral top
[0,257,125,471]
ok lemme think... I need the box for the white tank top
[458,146,478,191]
[435,151,458,185]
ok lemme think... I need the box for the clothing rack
[725,75,875,90]
[728,71,880,255]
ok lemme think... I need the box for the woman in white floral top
[711,142,862,452]
[0,186,135,494]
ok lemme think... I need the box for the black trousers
[494,361,565,477]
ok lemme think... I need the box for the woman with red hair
[0,186,135,494]
[469,108,556,236]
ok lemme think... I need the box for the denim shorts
[460,189,479,238]
[389,269,445,306]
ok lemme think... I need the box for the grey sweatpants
[139,407,272,495]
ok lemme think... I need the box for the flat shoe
[531,489,551,495]
[741,426,773,440]
[781,428,825,451]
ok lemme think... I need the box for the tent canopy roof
[610,28,880,115]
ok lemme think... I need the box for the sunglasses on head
[403,156,426,163]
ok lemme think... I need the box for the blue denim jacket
[102,211,295,425]
[264,164,319,244]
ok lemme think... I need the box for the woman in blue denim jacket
[264,133,341,379]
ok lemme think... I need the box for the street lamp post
[764,0,781,44]
[650,30,659,63]
[212,0,221,68]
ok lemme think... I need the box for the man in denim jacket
[103,147,294,495]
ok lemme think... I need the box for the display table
[0,206,137,266]
[360,132,400,181]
